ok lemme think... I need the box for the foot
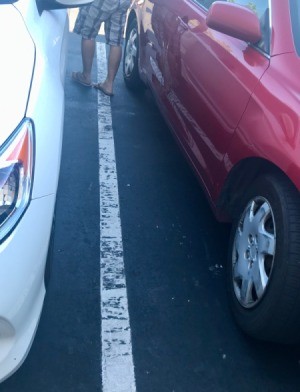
[93,82,114,96]
[72,71,92,87]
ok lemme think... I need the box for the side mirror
[37,0,92,12]
[206,1,261,44]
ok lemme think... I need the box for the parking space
[1,30,300,391]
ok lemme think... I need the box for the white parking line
[97,42,136,392]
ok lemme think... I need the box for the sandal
[93,83,114,96]
[72,72,92,87]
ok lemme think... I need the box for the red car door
[139,0,184,107]
[164,0,270,200]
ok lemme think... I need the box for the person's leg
[72,0,104,86]
[94,4,127,95]
[81,38,96,84]
[95,45,122,95]
[72,38,95,86]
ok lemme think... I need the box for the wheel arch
[217,157,298,220]
[125,9,139,37]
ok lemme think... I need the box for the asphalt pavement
[1,31,300,392]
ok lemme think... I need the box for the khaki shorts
[74,0,131,45]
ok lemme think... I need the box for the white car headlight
[0,118,34,242]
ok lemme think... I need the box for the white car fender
[15,0,69,199]
[0,4,35,147]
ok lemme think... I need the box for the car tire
[123,18,145,91]
[227,173,300,343]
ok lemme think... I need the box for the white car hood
[0,4,35,147]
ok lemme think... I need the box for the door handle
[177,16,189,29]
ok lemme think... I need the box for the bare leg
[95,45,122,95]
[81,38,96,84]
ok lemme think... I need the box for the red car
[123,0,300,344]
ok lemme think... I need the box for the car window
[194,0,216,8]
[194,0,270,54]
[290,0,300,56]
[228,0,270,53]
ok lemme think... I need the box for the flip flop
[72,72,92,87]
[93,83,114,96]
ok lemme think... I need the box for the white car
[0,0,89,382]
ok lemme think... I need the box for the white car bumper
[0,194,55,382]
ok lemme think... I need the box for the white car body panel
[0,194,55,382]
[0,0,71,382]
[0,5,34,146]
[14,1,69,198]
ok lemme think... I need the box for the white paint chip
[97,42,136,392]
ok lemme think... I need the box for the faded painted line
[97,42,136,392]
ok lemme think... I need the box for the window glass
[229,0,270,53]
[194,0,270,53]
[290,0,300,56]
[227,1,267,20]
[194,0,216,8]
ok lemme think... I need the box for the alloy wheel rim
[124,28,138,77]
[232,197,276,308]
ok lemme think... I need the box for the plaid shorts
[74,0,131,45]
